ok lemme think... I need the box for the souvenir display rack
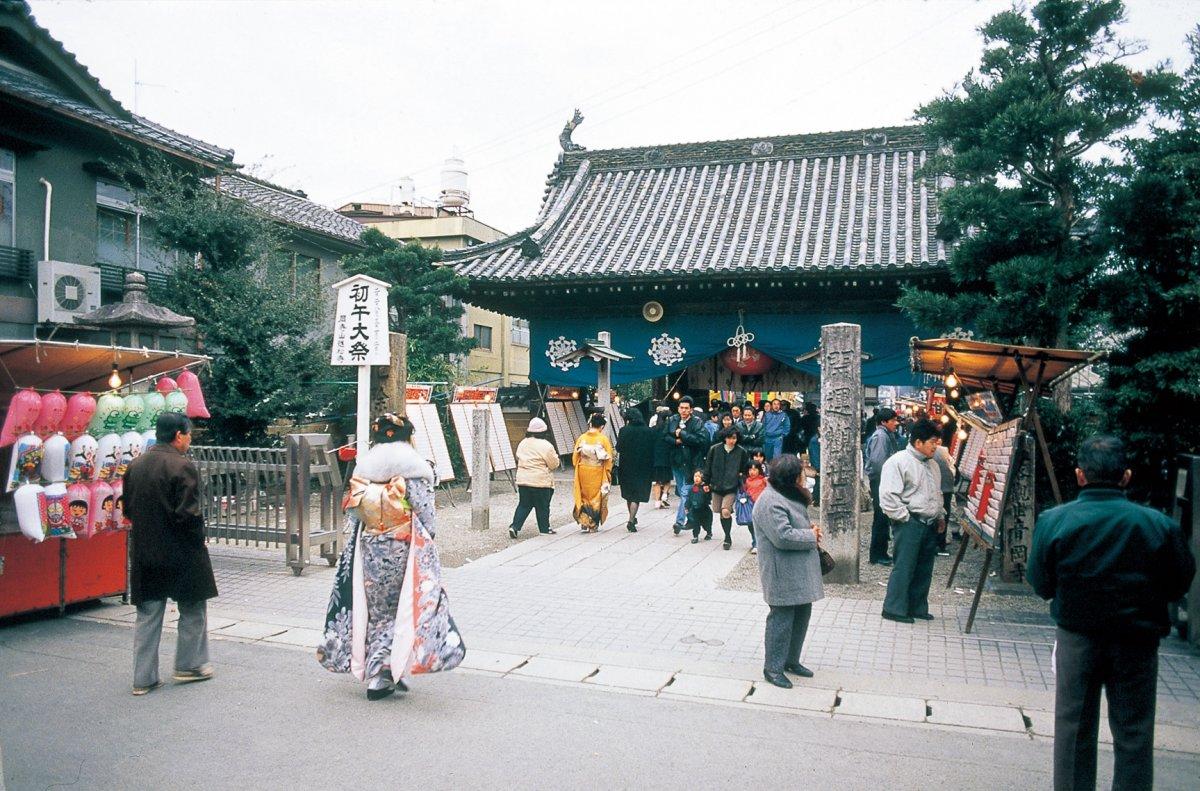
[0,340,209,619]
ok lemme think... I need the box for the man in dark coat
[863,407,900,565]
[124,412,218,695]
[1028,435,1194,791]
[662,396,708,531]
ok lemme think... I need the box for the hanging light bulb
[949,388,960,400]
[941,414,951,424]
[944,371,959,389]
[957,428,968,441]
[107,363,122,390]
[672,391,681,400]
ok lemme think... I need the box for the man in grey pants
[878,419,945,624]
[123,412,218,696]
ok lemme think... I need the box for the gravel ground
[431,470,584,568]
[719,506,1049,615]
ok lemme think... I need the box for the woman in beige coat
[508,417,561,537]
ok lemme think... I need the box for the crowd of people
[122,404,1193,789]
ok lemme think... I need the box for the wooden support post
[965,547,993,634]
[1031,409,1063,505]
[946,520,971,589]
[382,332,408,417]
[818,323,862,583]
[470,408,490,531]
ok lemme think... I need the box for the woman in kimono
[317,413,465,700]
[572,413,613,532]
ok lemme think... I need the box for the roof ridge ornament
[559,108,586,152]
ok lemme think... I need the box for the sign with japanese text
[331,275,390,366]
[452,386,497,404]
[546,386,581,401]
[405,385,433,404]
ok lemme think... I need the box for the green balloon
[141,392,165,432]
[122,394,145,432]
[96,393,126,434]
[165,390,188,414]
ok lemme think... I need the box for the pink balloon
[111,479,130,530]
[177,370,210,419]
[33,390,67,439]
[66,482,92,538]
[59,393,96,442]
[1,389,42,447]
[156,376,179,395]
[89,480,115,536]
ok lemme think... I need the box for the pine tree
[339,228,474,382]
[1096,29,1200,504]
[900,0,1171,348]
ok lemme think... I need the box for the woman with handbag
[752,453,825,689]
[317,414,465,700]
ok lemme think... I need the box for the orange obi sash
[343,474,413,540]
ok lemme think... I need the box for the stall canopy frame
[911,336,1102,633]
[0,340,210,408]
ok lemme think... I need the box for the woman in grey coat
[752,453,824,689]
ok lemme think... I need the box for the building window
[510,318,530,346]
[269,250,321,293]
[95,179,175,271]
[1,149,15,247]
[473,324,493,351]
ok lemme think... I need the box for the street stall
[909,337,1102,632]
[0,339,210,618]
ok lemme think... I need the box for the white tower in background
[438,156,469,211]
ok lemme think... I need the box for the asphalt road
[2,618,1196,791]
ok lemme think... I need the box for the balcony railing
[98,262,170,293]
[0,245,34,281]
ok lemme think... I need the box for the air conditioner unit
[37,261,101,324]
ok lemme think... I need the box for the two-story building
[0,2,363,344]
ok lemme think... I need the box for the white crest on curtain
[545,336,580,371]
[648,333,686,366]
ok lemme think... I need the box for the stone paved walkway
[195,494,1200,710]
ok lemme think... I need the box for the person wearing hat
[864,407,901,565]
[509,417,562,538]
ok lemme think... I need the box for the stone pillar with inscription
[1001,433,1036,583]
[819,323,863,584]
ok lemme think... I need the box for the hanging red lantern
[721,345,775,376]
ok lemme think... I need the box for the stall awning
[910,337,1103,395]
[0,340,209,408]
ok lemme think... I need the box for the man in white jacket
[878,419,945,624]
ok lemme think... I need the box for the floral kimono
[317,441,464,681]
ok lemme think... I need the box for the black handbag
[818,546,835,576]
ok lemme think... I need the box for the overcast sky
[27,0,1197,234]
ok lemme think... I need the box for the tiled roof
[216,175,365,246]
[0,62,233,164]
[447,125,947,283]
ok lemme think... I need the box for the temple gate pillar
[819,323,863,583]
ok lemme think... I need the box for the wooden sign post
[330,274,391,457]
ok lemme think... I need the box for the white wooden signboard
[329,274,391,455]
[407,402,454,482]
[544,401,574,454]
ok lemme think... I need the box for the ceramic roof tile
[216,175,365,246]
[0,62,233,164]
[447,125,946,282]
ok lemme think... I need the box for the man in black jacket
[705,428,749,549]
[662,396,708,531]
[1027,435,1194,791]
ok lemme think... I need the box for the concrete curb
[69,605,1200,755]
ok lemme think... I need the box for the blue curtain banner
[531,310,925,388]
